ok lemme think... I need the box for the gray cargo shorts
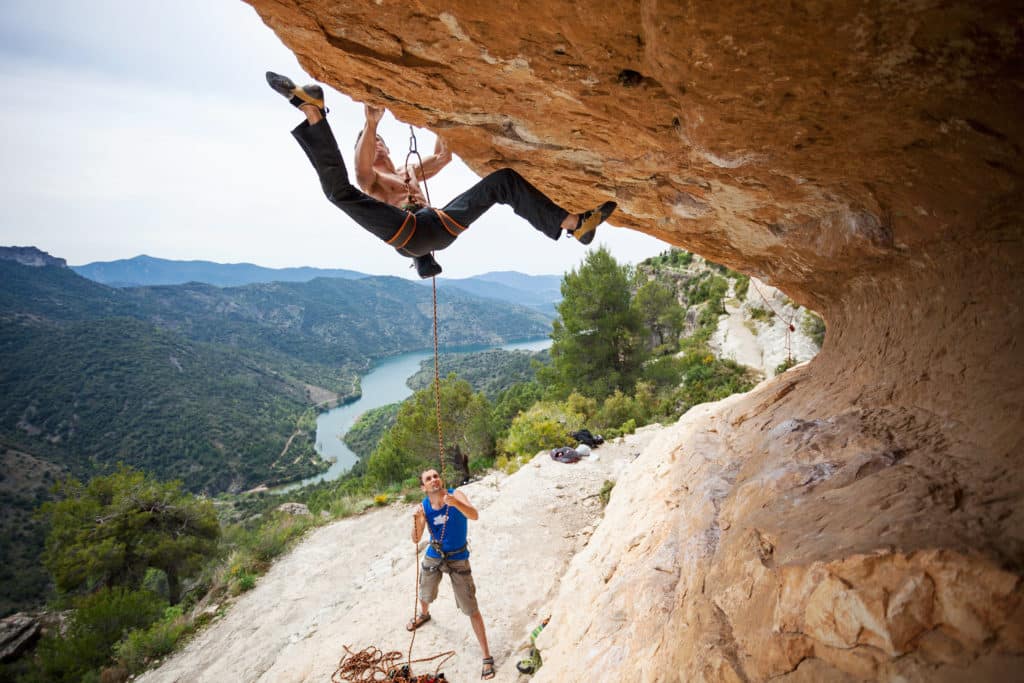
[419,556,479,616]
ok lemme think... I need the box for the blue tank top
[423,488,469,560]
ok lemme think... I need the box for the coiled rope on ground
[331,645,455,682]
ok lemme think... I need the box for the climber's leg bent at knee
[439,168,572,240]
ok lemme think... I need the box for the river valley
[289,338,552,489]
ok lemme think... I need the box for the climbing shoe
[413,254,443,279]
[266,71,328,115]
[571,201,617,245]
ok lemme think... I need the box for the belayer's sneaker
[413,253,443,279]
[266,71,328,115]
[571,201,617,245]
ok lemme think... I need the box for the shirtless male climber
[410,468,494,679]
[266,72,617,278]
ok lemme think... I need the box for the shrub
[373,493,389,506]
[114,605,189,673]
[595,390,641,430]
[733,274,750,301]
[802,311,826,348]
[565,392,597,422]
[494,454,527,475]
[598,480,615,507]
[231,571,256,595]
[501,403,574,458]
[33,587,166,682]
[468,455,494,474]
[250,514,315,564]
[328,496,359,518]
[748,306,774,322]
[775,357,798,375]
[604,418,637,439]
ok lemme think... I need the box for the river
[282,337,552,491]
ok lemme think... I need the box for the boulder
[275,502,311,516]
[0,612,40,662]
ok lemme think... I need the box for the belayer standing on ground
[410,468,495,679]
[266,72,617,278]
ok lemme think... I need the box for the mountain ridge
[68,253,564,314]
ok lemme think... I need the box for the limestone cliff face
[245,1,1023,679]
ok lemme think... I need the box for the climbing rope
[332,124,455,683]
[409,123,450,676]
[332,645,455,682]
[749,277,797,365]
[404,250,452,673]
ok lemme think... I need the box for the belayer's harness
[426,540,468,564]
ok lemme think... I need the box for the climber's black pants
[292,118,568,258]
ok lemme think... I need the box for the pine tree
[542,247,646,398]
[365,376,493,486]
[40,465,220,604]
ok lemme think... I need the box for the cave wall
[245,1,1023,679]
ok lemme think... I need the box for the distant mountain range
[69,255,563,314]
[70,254,366,287]
[421,271,563,315]
[0,251,553,491]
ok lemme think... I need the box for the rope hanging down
[749,277,797,365]
[332,124,454,683]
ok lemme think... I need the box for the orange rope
[333,125,455,683]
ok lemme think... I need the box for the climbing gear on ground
[406,612,432,632]
[265,71,328,115]
[481,656,496,680]
[332,645,453,682]
[550,446,583,463]
[571,429,604,447]
[516,617,550,674]
[414,253,443,279]
[571,200,617,245]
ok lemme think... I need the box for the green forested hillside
[406,348,548,399]
[0,260,552,489]
[343,403,401,461]
[0,259,553,616]
[346,348,549,460]
[0,317,326,491]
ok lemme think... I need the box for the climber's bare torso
[355,104,450,209]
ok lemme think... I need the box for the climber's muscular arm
[354,104,383,193]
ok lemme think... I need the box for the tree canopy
[365,376,493,486]
[40,466,220,604]
[542,247,644,398]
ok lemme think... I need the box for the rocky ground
[138,426,663,683]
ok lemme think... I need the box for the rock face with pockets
[244,2,1023,679]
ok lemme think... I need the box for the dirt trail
[139,426,663,683]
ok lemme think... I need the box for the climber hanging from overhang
[266,71,617,279]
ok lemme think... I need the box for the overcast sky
[0,1,670,279]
